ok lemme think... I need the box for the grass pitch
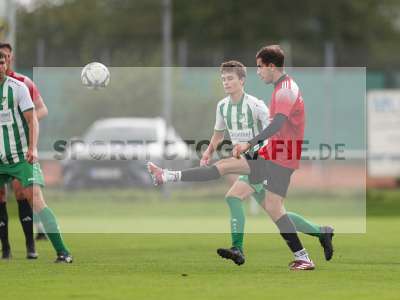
[0,188,399,300]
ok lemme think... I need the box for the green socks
[226,196,245,251]
[225,190,321,251]
[33,212,40,225]
[286,212,321,237]
[252,190,322,238]
[38,207,70,254]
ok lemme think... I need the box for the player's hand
[26,147,38,164]
[200,151,212,166]
[232,143,251,159]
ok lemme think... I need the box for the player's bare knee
[227,188,253,200]
[225,191,245,200]
[30,186,46,212]
[22,185,38,202]
[32,186,42,199]
[215,157,249,176]
[214,162,227,176]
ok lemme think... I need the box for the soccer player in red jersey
[0,42,48,259]
[147,45,333,270]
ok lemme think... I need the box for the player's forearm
[207,132,224,154]
[26,112,39,150]
[248,113,287,148]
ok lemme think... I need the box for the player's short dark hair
[0,42,12,52]
[256,45,284,68]
[220,60,247,79]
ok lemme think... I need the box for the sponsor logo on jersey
[238,113,246,123]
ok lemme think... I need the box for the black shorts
[245,154,294,198]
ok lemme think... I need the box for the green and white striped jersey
[0,76,34,164]
[214,93,269,145]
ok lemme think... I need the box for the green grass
[0,188,399,300]
[33,187,366,233]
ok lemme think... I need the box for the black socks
[17,199,34,248]
[0,202,10,250]
[181,165,221,182]
[275,214,304,253]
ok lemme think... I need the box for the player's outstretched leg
[147,162,221,185]
[147,158,250,186]
[147,162,176,185]
[27,185,72,263]
[0,194,11,259]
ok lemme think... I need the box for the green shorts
[0,161,45,187]
[238,175,264,194]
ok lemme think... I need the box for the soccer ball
[81,62,110,89]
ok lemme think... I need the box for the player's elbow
[42,106,49,117]
[37,106,49,120]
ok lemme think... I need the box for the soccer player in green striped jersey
[0,52,72,263]
[0,42,49,260]
[200,61,333,265]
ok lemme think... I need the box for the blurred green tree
[15,0,400,68]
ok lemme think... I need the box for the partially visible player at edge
[0,51,72,263]
[0,42,48,260]
[2,43,48,242]
[148,45,321,270]
[205,60,333,266]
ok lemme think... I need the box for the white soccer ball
[81,62,110,89]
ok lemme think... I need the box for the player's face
[221,71,244,95]
[0,48,12,71]
[256,58,273,84]
[0,58,7,80]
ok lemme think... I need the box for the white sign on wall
[368,90,400,177]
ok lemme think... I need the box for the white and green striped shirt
[0,76,34,164]
[214,93,269,145]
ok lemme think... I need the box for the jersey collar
[229,92,245,105]
[0,75,7,87]
[274,73,288,88]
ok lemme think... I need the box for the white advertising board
[368,90,400,177]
